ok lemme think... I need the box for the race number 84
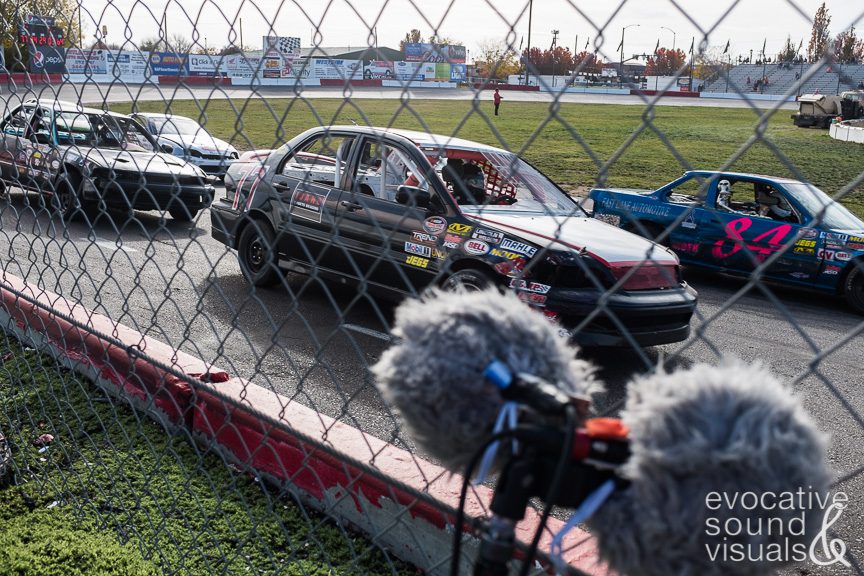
[712,217,793,260]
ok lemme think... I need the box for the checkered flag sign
[263,36,300,56]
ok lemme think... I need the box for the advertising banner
[362,60,394,79]
[223,54,260,78]
[310,58,360,80]
[262,56,283,78]
[149,52,187,75]
[403,43,466,63]
[186,53,222,76]
[65,48,107,74]
[262,36,300,56]
[29,45,65,73]
[434,63,451,81]
[450,63,466,82]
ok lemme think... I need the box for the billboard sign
[149,52,187,75]
[310,58,361,80]
[65,48,107,74]
[223,54,260,78]
[403,43,466,63]
[186,53,222,76]
[362,60,394,79]
[29,45,65,73]
[450,63,466,82]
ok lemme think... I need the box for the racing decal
[233,165,268,210]
[817,249,836,260]
[848,235,864,243]
[600,198,671,218]
[289,183,331,223]
[834,251,851,261]
[802,228,819,239]
[795,239,816,248]
[405,241,432,258]
[823,264,841,275]
[822,232,848,243]
[680,211,698,229]
[495,257,527,277]
[594,213,621,226]
[423,216,448,235]
[472,228,504,244]
[463,239,490,256]
[517,292,547,307]
[244,166,269,212]
[490,248,522,260]
[712,217,793,261]
[405,255,429,268]
[794,246,815,255]
[432,248,447,260]
[447,222,473,236]
[444,233,464,244]
[790,272,810,279]
[671,241,699,255]
[442,241,461,249]
[847,242,864,250]
[412,231,438,244]
[499,238,538,257]
[509,279,551,294]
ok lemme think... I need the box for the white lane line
[84,238,138,253]
[341,323,391,341]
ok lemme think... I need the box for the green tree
[806,2,831,62]
[476,39,519,80]
[834,27,864,64]
[644,47,687,75]
[776,35,799,62]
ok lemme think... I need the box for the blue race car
[589,171,864,314]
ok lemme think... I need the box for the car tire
[442,268,493,292]
[844,260,864,315]
[238,221,280,287]
[169,206,198,222]
[53,173,82,222]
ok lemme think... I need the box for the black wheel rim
[247,236,266,273]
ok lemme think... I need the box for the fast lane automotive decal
[290,183,332,222]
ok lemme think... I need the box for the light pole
[660,26,676,52]
[551,29,559,87]
[524,0,533,85]
[619,24,639,87]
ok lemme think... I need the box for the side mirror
[161,143,175,153]
[395,185,432,209]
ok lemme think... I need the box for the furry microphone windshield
[588,361,831,576]
[371,287,600,471]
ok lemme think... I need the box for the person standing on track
[493,89,502,116]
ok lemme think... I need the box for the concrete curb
[0,271,609,576]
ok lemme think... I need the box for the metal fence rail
[1,0,863,574]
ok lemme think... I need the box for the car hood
[75,148,204,176]
[160,133,235,153]
[465,212,679,266]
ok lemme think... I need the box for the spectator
[857,81,864,90]
[493,89,502,116]
[747,76,751,86]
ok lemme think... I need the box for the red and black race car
[211,126,697,347]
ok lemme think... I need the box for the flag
[617,38,623,52]
[585,37,590,50]
[655,39,660,54]
[689,36,694,54]
[762,38,767,56]
[797,38,803,53]
[723,40,730,54]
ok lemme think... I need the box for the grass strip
[0,332,413,576]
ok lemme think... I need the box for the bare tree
[399,29,423,52]
[168,33,193,55]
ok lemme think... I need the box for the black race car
[211,126,697,347]
[0,99,215,221]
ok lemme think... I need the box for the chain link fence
[1,0,863,574]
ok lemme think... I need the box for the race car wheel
[442,268,493,292]
[53,174,82,222]
[844,260,864,315]
[169,206,198,222]
[238,220,280,287]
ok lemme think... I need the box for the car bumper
[86,178,215,211]
[186,157,235,176]
[210,199,241,247]
[549,284,698,347]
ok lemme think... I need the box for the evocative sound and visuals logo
[704,488,850,568]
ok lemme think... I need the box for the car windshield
[444,150,581,216]
[54,112,156,152]
[150,116,205,136]
[784,182,864,230]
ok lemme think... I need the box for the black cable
[449,428,523,576]
[517,405,578,576]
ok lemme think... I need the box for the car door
[333,136,444,294]
[268,131,357,273]
[0,104,37,186]
[697,177,819,282]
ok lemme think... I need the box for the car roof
[322,125,511,155]
[22,98,128,118]
[682,170,803,185]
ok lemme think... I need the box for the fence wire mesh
[0,0,863,575]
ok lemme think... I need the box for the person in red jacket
[493,89,502,116]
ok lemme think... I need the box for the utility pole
[239,18,244,51]
[551,29,559,87]
[524,0,533,85]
